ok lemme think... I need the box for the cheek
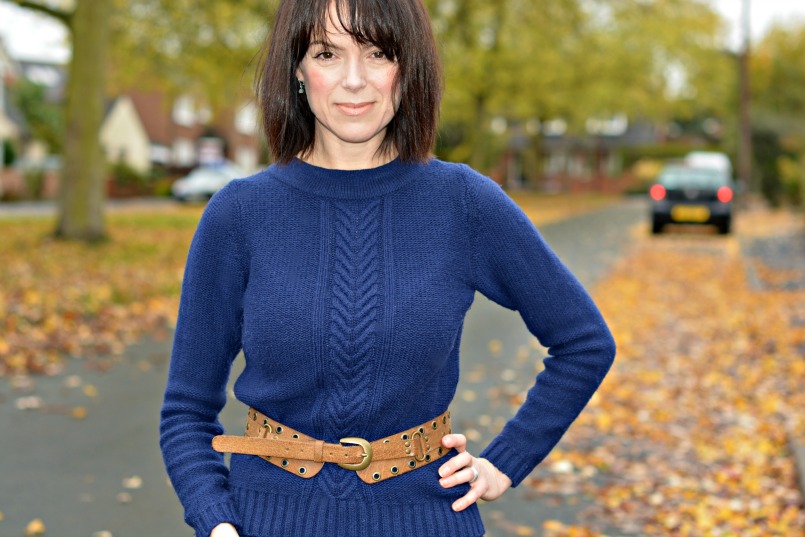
[304,70,331,96]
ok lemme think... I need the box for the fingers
[437,449,472,480]
[452,479,487,512]
[440,433,467,452]
[438,465,478,489]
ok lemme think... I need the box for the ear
[295,66,303,81]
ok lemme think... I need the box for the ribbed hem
[269,158,424,200]
[479,437,538,487]
[232,486,485,537]
[187,500,242,537]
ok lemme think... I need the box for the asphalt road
[0,197,645,537]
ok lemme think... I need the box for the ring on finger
[468,465,479,483]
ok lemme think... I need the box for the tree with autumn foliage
[750,21,805,207]
[4,0,270,241]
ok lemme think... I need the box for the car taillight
[717,186,733,203]
[649,184,666,201]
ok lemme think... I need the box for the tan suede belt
[212,407,452,484]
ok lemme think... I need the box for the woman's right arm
[159,182,249,537]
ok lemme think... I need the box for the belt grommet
[298,467,307,475]
[281,459,289,467]
[391,466,399,474]
[276,426,283,434]
[292,434,300,439]
[418,427,424,434]
[408,460,416,468]
[372,472,381,481]
[401,433,409,440]
[432,421,438,429]
[252,412,258,421]
[425,454,431,462]
[383,439,390,444]
[438,447,443,455]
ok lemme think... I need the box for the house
[126,90,261,175]
[6,55,262,198]
[538,117,660,193]
[100,95,152,174]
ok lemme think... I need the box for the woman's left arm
[440,169,616,506]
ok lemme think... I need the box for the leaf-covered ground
[0,207,203,377]
[528,209,805,536]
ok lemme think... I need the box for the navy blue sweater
[160,158,615,537]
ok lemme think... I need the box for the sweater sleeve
[159,182,248,537]
[463,169,616,487]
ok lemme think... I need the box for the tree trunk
[55,0,111,241]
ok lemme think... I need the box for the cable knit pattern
[319,199,382,498]
[160,157,615,537]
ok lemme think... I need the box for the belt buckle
[338,437,373,471]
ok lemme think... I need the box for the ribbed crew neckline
[269,157,423,200]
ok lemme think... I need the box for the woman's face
[295,6,400,161]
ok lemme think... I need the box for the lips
[336,102,373,116]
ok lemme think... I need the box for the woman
[159,0,616,535]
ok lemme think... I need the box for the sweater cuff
[479,436,540,488]
[188,500,242,537]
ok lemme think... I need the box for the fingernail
[438,467,446,477]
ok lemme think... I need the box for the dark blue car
[650,165,734,235]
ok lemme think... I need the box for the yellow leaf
[25,518,46,536]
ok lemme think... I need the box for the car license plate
[671,205,710,222]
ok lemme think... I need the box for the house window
[235,102,258,135]
[172,96,195,127]
[151,145,171,165]
[173,138,196,167]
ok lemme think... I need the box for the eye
[371,50,389,60]
[313,50,335,60]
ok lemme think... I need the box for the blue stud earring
[298,80,305,94]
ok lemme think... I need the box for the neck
[301,134,398,170]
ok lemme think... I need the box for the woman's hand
[438,433,512,512]
[210,522,239,537]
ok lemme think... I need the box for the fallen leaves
[0,209,202,377]
[525,209,805,535]
[24,518,45,536]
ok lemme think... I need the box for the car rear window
[659,168,729,189]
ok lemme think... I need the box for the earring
[298,80,305,94]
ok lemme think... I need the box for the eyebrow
[309,39,379,52]
[309,40,341,50]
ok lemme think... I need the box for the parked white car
[171,162,245,202]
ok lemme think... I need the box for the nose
[341,56,367,91]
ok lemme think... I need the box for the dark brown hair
[255,0,442,164]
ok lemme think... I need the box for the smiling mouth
[337,102,373,116]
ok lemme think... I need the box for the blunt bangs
[304,0,402,63]
[257,0,442,164]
